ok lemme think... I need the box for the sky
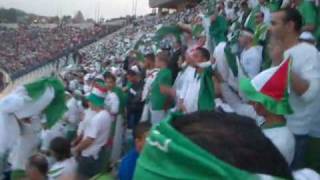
[0,0,153,20]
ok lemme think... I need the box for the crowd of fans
[0,24,108,78]
[1,0,320,179]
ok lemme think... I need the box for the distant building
[149,0,201,12]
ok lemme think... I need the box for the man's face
[105,78,115,90]
[191,50,204,64]
[255,13,264,25]
[238,35,248,48]
[135,132,149,152]
[270,12,287,40]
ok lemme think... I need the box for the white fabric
[77,109,96,136]
[263,126,295,165]
[48,158,77,180]
[142,69,159,102]
[140,103,151,122]
[40,122,66,151]
[65,97,83,129]
[214,42,238,90]
[110,115,125,163]
[284,43,320,135]
[251,62,284,91]
[82,110,112,159]
[9,116,42,170]
[105,91,119,115]
[150,110,166,126]
[240,46,263,79]
[260,6,271,25]
[182,74,201,113]
[293,168,320,180]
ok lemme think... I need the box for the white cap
[299,32,315,42]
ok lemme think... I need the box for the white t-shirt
[65,98,83,128]
[284,43,320,135]
[183,74,201,113]
[105,91,119,115]
[142,69,159,102]
[240,46,262,79]
[77,109,96,136]
[263,126,295,165]
[48,158,77,180]
[82,110,112,159]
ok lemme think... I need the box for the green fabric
[198,68,215,111]
[297,0,317,26]
[192,24,205,38]
[134,113,259,180]
[153,25,183,43]
[245,6,260,32]
[25,77,67,128]
[209,15,228,45]
[87,93,105,108]
[253,23,269,45]
[268,0,280,12]
[11,170,26,180]
[316,10,320,43]
[150,68,172,110]
[90,173,114,180]
[239,78,293,115]
[305,137,320,173]
[123,82,132,105]
[112,86,125,114]
[224,44,238,77]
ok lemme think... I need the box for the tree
[73,10,85,23]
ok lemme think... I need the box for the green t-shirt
[297,0,317,26]
[209,15,228,45]
[112,86,126,114]
[150,68,172,110]
[268,0,280,12]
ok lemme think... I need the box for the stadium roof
[149,0,199,9]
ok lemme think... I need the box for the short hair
[172,111,293,179]
[134,122,151,139]
[278,8,302,33]
[144,53,155,62]
[105,73,116,82]
[156,51,170,65]
[196,47,211,60]
[256,11,264,18]
[49,137,71,161]
[28,154,49,176]
[127,69,138,76]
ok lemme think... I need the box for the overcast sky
[0,0,152,20]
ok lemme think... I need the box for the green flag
[25,77,67,128]
[198,67,215,111]
[134,113,284,180]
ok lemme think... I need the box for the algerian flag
[153,24,183,43]
[253,23,269,45]
[134,113,285,180]
[24,77,67,128]
[224,44,238,77]
[240,58,293,115]
[191,24,205,38]
[244,6,260,31]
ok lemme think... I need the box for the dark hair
[144,53,155,62]
[134,122,151,139]
[49,137,71,161]
[172,111,293,179]
[256,11,264,18]
[28,154,49,176]
[127,69,138,76]
[196,47,211,60]
[156,51,170,65]
[105,73,116,82]
[278,8,302,33]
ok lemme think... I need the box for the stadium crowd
[1,0,320,180]
[0,24,107,78]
